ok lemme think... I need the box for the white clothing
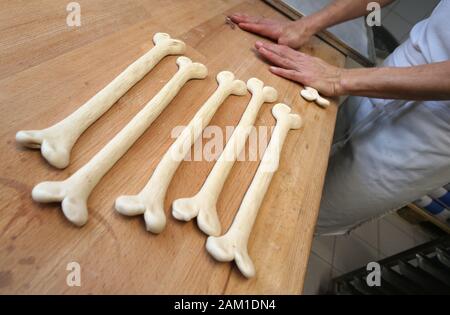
[317,0,450,235]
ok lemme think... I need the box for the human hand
[229,13,318,49]
[255,41,345,97]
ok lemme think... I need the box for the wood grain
[0,0,345,294]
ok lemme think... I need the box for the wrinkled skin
[229,13,344,96]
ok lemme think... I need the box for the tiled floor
[302,212,435,295]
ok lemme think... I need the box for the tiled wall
[381,0,440,43]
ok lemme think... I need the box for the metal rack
[333,236,450,295]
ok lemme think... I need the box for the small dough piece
[300,86,330,108]
[31,57,208,226]
[316,96,331,108]
[300,87,319,101]
[206,103,302,278]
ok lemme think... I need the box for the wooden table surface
[0,0,345,294]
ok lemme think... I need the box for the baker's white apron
[316,0,450,235]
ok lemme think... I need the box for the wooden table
[0,0,345,294]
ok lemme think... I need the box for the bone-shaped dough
[31,57,207,226]
[206,103,302,278]
[172,78,278,236]
[115,71,247,234]
[300,86,330,108]
[16,33,186,169]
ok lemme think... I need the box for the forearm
[304,0,395,32]
[340,61,450,100]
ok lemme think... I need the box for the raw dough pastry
[32,57,207,226]
[300,86,319,101]
[300,86,330,108]
[172,78,278,236]
[115,71,247,234]
[16,33,186,169]
[206,103,302,278]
